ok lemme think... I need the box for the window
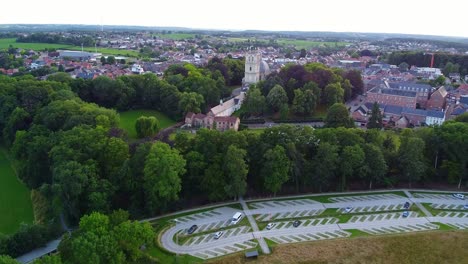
[250,66,252,71]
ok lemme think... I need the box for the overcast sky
[2,0,467,38]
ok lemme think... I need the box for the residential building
[184,113,240,131]
[426,110,445,125]
[366,87,417,108]
[208,93,245,117]
[427,86,447,111]
[387,82,431,108]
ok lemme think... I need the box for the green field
[153,33,195,40]
[119,109,176,139]
[226,37,348,49]
[0,38,140,57]
[277,39,349,49]
[0,147,33,235]
[0,38,72,50]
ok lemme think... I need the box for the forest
[0,60,467,260]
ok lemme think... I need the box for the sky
[2,0,468,38]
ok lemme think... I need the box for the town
[1,24,468,264]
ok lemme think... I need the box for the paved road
[239,197,270,254]
[159,190,468,259]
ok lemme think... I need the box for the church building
[244,51,270,85]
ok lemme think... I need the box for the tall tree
[325,103,354,128]
[367,102,383,129]
[339,145,365,191]
[135,116,160,138]
[243,86,266,115]
[398,137,426,187]
[310,142,339,192]
[261,145,291,196]
[143,142,186,212]
[266,84,288,112]
[291,89,316,115]
[323,83,344,106]
[178,92,204,115]
[361,143,387,189]
[224,145,248,199]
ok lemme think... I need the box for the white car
[213,231,223,239]
[266,223,276,230]
[463,204,468,210]
[452,193,465,200]
[344,207,353,213]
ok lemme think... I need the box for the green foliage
[367,102,383,129]
[325,103,354,128]
[135,116,160,138]
[267,85,288,112]
[262,145,291,195]
[178,92,204,116]
[324,83,344,106]
[58,211,155,264]
[243,87,266,115]
[0,255,19,264]
[224,145,248,199]
[118,109,175,139]
[33,254,62,264]
[143,142,186,213]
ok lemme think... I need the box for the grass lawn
[118,109,176,139]
[208,230,468,264]
[0,38,72,50]
[0,147,33,235]
[67,46,140,57]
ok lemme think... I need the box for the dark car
[404,202,411,209]
[402,211,409,218]
[187,224,198,234]
[292,220,302,227]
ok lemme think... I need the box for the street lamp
[173,219,181,262]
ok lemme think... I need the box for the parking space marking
[361,222,438,235]
[249,199,319,209]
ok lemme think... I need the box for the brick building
[366,87,417,108]
[427,86,447,111]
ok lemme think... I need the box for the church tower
[244,52,261,84]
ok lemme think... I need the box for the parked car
[452,193,465,200]
[187,224,198,234]
[402,211,409,218]
[292,220,302,227]
[404,202,411,209]
[344,207,353,213]
[266,223,276,230]
[464,204,468,210]
[213,231,223,239]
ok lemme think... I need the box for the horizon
[2,0,468,38]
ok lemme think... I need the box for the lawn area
[208,230,468,264]
[0,147,33,235]
[0,38,72,50]
[67,46,140,57]
[118,109,176,139]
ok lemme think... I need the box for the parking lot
[159,191,468,260]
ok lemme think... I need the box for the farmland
[153,33,195,40]
[227,37,349,49]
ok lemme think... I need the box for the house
[449,73,461,82]
[366,87,417,108]
[395,116,409,128]
[426,110,445,126]
[352,104,369,125]
[387,82,431,108]
[184,112,240,131]
[427,86,448,111]
[401,108,428,126]
[208,93,245,117]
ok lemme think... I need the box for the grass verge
[0,147,33,235]
[207,230,468,264]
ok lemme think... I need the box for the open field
[119,109,176,139]
[153,33,195,40]
[0,38,72,50]
[208,231,468,264]
[0,38,140,57]
[277,39,349,49]
[0,147,33,235]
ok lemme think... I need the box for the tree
[398,137,426,187]
[224,145,248,199]
[243,86,266,115]
[0,255,20,264]
[343,70,364,97]
[367,102,383,129]
[398,62,409,72]
[178,92,204,115]
[3,107,30,146]
[143,142,186,213]
[325,103,354,128]
[106,56,116,65]
[266,84,288,112]
[361,143,387,189]
[100,56,106,64]
[291,89,316,115]
[339,145,365,191]
[135,116,160,138]
[323,83,344,106]
[261,145,291,196]
[310,142,339,192]
[33,255,62,264]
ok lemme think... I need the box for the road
[239,197,270,254]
